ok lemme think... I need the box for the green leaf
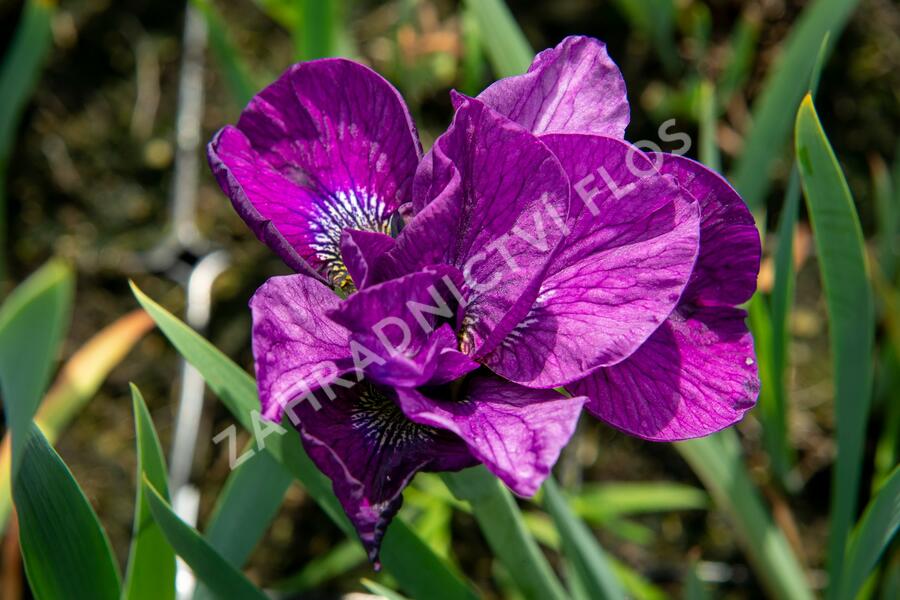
[696,80,721,172]
[0,0,55,282]
[0,260,73,477]
[543,477,625,600]
[570,482,708,522]
[684,562,712,600]
[14,426,121,600]
[462,0,532,78]
[758,33,829,485]
[191,0,257,108]
[676,431,813,600]
[274,540,365,592]
[361,578,410,600]
[123,384,175,600]
[142,478,267,600]
[840,466,900,599]
[129,281,478,600]
[443,466,567,600]
[193,447,291,600]
[795,95,875,598]
[731,0,860,210]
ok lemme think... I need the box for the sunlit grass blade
[443,466,566,600]
[731,0,859,210]
[130,281,478,600]
[14,425,121,600]
[362,578,410,600]
[0,308,153,531]
[696,80,721,171]
[0,260,73,477]
[193,448,291,600]
[0,0,55,282]
[142,477,267,600]
[543,477,625,600]
[274,539,365,592]
[763,169,801,483]
[462,0,532,78]
[191,0,257,108]
[676,431,813,600]
[124,384,176,600]
[569,482,708,523]
[839,465,900,599]
[796,95,874,598]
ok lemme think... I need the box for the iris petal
[208,58,421,285]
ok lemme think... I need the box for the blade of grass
[611,0,677,75]
[191,0,257,108]
[14,426,121,600]
[543,477,625,600]
[0,308,153,531]
[759,33,830,486]
[676,431,813,600]
[796,95,875,598]
[142,478,267,600]
[123,385,176,600]
[0,0,55,284]
[462,0,532,78]
[130,281,478,600]
[361,578,410,600]
[717,11,760,106]
[731,0,859,210]
[295,0,340,61]
[840,466,900,599]
[0,260,73,478]
[274,539,366,592]
[569,482,708,523]
[192,448,292,600]
[443,466,567,600]
[697,80,721,172]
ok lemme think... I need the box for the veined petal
[208,59,421,286]
[250,274,354,422]
[650,153,761,306]
[289,381,475,564]
[385,95,571,357]
[482,133,700,387]
[396,376,585,496]
[572,306,759,440]
[475,36,629,138]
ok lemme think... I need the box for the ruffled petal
[208,58,421,285]
[383,95,571,357]
[250,274,354,422]
[481,133,700,387]
[326,268,477,387]
[650,153,761,306]
[340,228,396,290]
[475,36,629,138]
[289,381,475,564]
[396,376,585,496]
[572,305,759,440]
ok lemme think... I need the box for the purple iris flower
[207,35,760,562]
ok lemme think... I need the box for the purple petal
[250,274,354,422]
[475,36,629,138]
[650,153,761,306]
[340,229,396,290]
[289,381,475,563]
[481,134,701,387]
[208,59,421,285]
[396,376,585,496]
[326,268,477,387]
[572,305,759,440]
[384,95,571,357]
